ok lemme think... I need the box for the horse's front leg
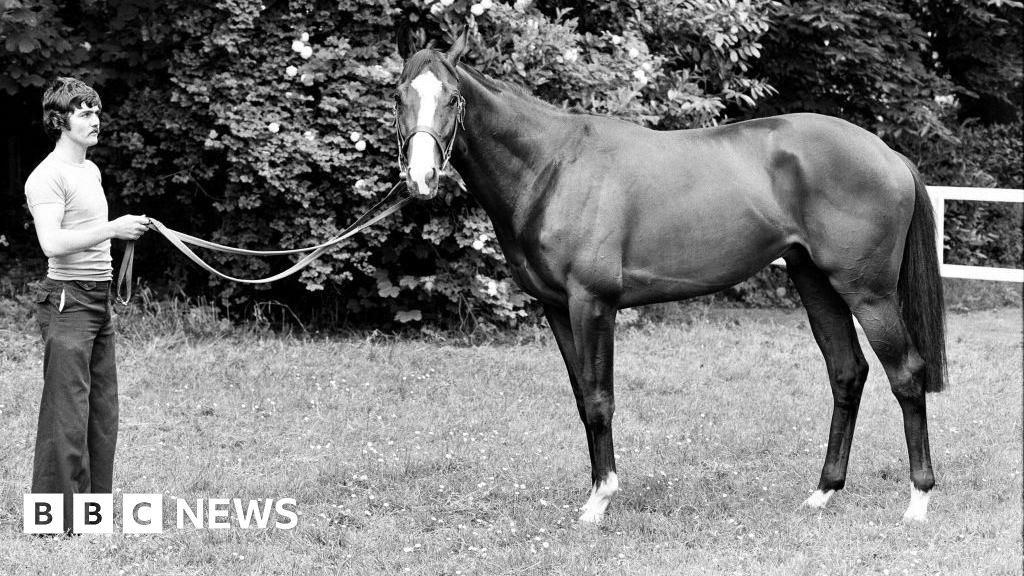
[543,304,595,475]
[567,290,619,523]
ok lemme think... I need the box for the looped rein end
[114,183,410,305]
[115,239,136,305]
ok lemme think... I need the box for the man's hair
[42,77,102,140]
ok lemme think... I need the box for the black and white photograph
[1,0,1021,574]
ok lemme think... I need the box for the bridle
[394,92,466,179]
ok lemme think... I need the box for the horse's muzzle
[406,167,439,200]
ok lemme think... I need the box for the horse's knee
[831,358,868,405]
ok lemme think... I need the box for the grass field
[0,303,1020,575]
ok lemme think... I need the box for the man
[25,77,149,535]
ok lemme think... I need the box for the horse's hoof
[902,509,928,523]
[802,489,835,509]
[903,484,930,523]
[577,510,604,524]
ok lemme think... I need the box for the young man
[25,77,150,535]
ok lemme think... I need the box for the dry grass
[0,304,1020,575]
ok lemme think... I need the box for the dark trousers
[32,278,118,534]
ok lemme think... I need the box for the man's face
[64,102,101,148]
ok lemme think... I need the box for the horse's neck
[453,67,567,239]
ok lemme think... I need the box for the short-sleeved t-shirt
[25,152,112,281]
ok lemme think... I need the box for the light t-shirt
[24,152,113,281]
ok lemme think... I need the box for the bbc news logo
[24,494,298,534]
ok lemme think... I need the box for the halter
[395,93,465,180]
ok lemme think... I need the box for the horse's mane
[457,64,561,112]
[401,49,565,115]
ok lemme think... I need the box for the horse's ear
[397,20,421,59]
[446,28,470,66]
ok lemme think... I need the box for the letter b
[73,494,113,534]
[23,494,63,534]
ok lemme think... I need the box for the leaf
[16,36,39,53]
[394,309,422,323]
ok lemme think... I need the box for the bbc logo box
[23,494,64,534]
[24,493,163,534]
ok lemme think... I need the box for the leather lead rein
[116,183,411,305]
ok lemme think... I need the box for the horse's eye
[448,94,460,106]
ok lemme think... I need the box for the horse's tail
[896,153,948,393]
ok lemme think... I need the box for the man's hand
[108,215,150,240]
[32,205,151,257]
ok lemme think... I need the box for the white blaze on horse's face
[407,70,444,198]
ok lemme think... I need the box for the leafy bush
[1,0,1018,328]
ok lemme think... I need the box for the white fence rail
[928,186,1023,283]
[770,186,1024,283]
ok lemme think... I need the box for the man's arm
[32,204,150,258]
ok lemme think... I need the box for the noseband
[395,93,465,178]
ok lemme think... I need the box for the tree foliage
[914,0,1023,123]
[1,0,1019,328]
[755,0,957,144]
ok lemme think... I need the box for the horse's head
[395,32,469,199]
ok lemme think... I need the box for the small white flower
[430,3,445,15]
[470,3,485,15]
[441,0,455,5]
[486,280,499,296]
[350,131,361,142]
[303,130,315,141]
[300,32,309,42]
[513,0,531,10]
[300,45,313,59]
[472,239,485,250]
[628,47,640,58]
[208,129,218,139]
[355,140,367,151]
[292,39,305,53]
[633,69,648,84]
[563,48,579,63]
[268,122,280,133]
[286,65,298,77]
[610,34,623,46]
[480,0,493,7]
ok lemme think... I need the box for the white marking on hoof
[803,489,835,509]
[578,472,619,523]
[903,484,930,523]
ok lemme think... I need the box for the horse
[392,32,947,524]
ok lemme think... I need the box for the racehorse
[393,32,947,523]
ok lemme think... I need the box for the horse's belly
[618,219,796,306]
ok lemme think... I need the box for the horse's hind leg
[785,255,870,510]
[845,294,935,522]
